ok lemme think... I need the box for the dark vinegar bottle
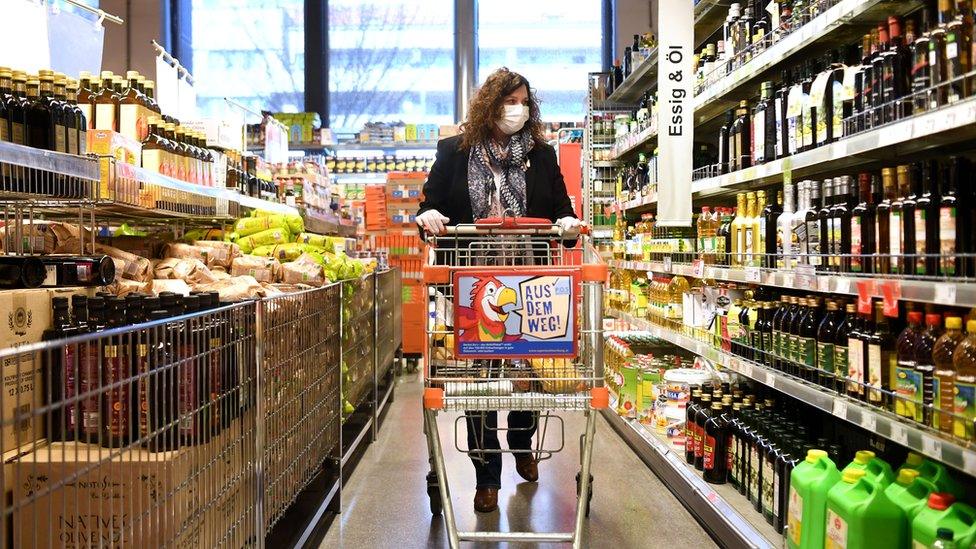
[939,157,964,277]
[694,394,713,471]
[79,296,104,443]
[704,402,729,484]
[43,297,78,442]
[101,297,131,448]
[816,300,841,389]
[686,389,702,464]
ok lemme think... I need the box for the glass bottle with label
[742,192,758,266]
[753,82,775,164]
[850,173,874,274]
[686,389,703,464]
[778,181,796,268]
[847,308,868,401]
[830,176,853,272]
[64,79,87,158]
[786,298,809,377]
[805,181,822,270]
[731,100,752,171]
[895,311,923,420]
[816,179,833,271]
[911,9,933,113]
[750,190,767,267]
[817,300,841,389]
[25,74,57,153]
[865,300,895,410]
[898,164,915,274]
[93,71,119,131]
[704,402,729,484]
[835,303,857,394]
[914,161,938,275]
[119,70,149,143]
[764,190,783,268]
[915,313,943,427]
[77,71,97,130]
[694,394,713,471]
[876,168,897,274]
[883,16,913,121]
[719,109,734,173]
[933,316,964,433]
[871,24,889,127]
[939,157,963,277]
[798,297,823,382]
[757,302,776,367]
[776,69,790,158]
[772,295,790,371]
[944,1,972,103]
[951,320,976,439]
[732,193,747,266]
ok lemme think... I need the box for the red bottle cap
[926,313,942,327]
[908,311,922,324]
[928,492,956,511]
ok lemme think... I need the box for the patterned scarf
[467,131,533,221]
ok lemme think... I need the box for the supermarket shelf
[609,124,658,160]
[235,193,300,215]
[603,397,778,549]
[693,0,732,46]
[591,160,623,168]
[341,412,374,468]
[610,258,976,308]
[607,53,658,104]
[331,172,389,183]
[619,193,658,215]
[608,308,976,477]
[693,95,976,197]
[692,0,922,126]
[0,140,99,182]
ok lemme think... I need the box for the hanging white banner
[155,54,180,117]
[656,0,694,227]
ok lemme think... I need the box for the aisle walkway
[321,372,716,549]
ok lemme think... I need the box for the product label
[954,380,976,440]
[832,79,845,140]
[750,446,760,498]
[104,343,129,438]
[79,104,92,130]
[79,343,99,436]
[773,330,782,359]
[179,344,197,438]
[143,149,163,173]
[761,332,772,361]
[849,338,863,396]
[807,220,821,265]
[63,344,78,432]
[947,40,959,60]
[54,125,66,153]
[762,457,775,512]
[818,341,835,376]
[890,211,902,272]
[851,217,863,271]
[95,103,116,131]
[119,104,147,142]
[11,122,24,145]
[694,423,704,458]
[802,101,814,148]
[895,363,922,421]
[939,207,956,275]
[67,128,78,155]
[830,218,843,269]
[788,486,804,546]
[754,111,766,163]
[937,375,954,431]
[773,467,780,518]
[915,209,927,274]
[704,435,717,470]
[811,72,830,141]
[775,98,784,157]
[727,433,736,479]
[826,509,848,549]
[799,336,816,368]
[868,344,883,404]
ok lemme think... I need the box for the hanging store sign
[656,0,694,227]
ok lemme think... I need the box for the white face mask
[496,104,530,135]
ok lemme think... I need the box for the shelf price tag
[835,277,852,294]
[964,451,976,476]
[922,435,944,461]
[880,280,901,317]
[935,283,957,305]
[861,413,877,432]
[817,276,831,292]
[663,256,673,272]
[832,399,848,420]
[890,423,909,445]
[692,259,705,278]
[744,266,761,283]
[856,279,877,314]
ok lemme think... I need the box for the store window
[328,0,454,133]
[190,0,304,118]
[478,0,602,123]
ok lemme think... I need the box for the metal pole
[254,302,267,548]
[454,0,478,123]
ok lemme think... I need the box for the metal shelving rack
[583,73,632,234]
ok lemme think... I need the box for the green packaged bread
[296,232,333,252]
[237,227,290,254]
[243,211,305,235]
[250,242,313,262]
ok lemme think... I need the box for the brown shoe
[474,487,498,513]
[515,454,539,482]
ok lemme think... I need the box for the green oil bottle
[787,449,841,549]
[825,469,907,549]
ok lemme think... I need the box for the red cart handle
[474,216,555,228]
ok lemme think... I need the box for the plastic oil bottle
[787,449,841,549]
[841,450,894,489]
[912,493,976,548]
[731,193,747,266]
[951,319,976,439]
[884,468,937,520]
[825,468,907,549]
[897,452,962,499]
[934,317,965,434]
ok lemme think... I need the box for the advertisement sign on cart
[452,271,578,358]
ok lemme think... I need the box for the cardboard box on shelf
[12,442,201,548]
[0,288,92,453]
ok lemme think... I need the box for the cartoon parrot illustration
[457,276,521,342]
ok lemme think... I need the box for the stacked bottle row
[43,291,247,451]
[721,290,976,440]
[714,3,976,174]
[141,117,217,188]
[608,33,658,93]
[684,382,972,545]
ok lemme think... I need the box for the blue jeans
[466,410,538,489]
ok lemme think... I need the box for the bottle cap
[908,311,922,324]
[896,468,920,486]
[51,297,70,309]
[947,317,963,330]
[968,320,976,333]
[928,492,955,510]
[100,70,114,79]
[853,450,875,464]
[842,469,866,483]
[126,70,140,79]
[805,449,828,463]
[904,452,924,468]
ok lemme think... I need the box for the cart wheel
[576,472,594,517]
[426,471,442,516]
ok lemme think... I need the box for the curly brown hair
[459,67,546,150]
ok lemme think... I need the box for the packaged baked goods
[247,210,305,234]
[295,232,333,252]
[230,255,281,283]
[250,242,314,262]
[153,257,217,285]
[195,275,264,301]
[237,228,290,255]
[281,253,326,286]
[182,227,224,242]
[192,240,241,268]
[0,221,87,254]
[105,278,150,297]
[162,243,213,266]
[149,278,192,296]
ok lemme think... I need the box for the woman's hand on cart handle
[417,209,450,236]
[555,216,582,239]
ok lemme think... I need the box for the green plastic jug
[787,449,841,549]
[912,493,976,548]
[898,452,963,499]
[884,468,937,520]
[825,469,907,549]
[842,450,895,488]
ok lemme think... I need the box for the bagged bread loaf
[106,278,150,297]
[295,232,333,252]
[192,240,241,268]
[230,255,281,283]
[237,228,290,254]
[250,242,314,262]
[162,242,213,266]
[248,210,305,234]
[149,278,192,296]
[153,257,218,285]
[281,253,326,286]
[182,227,224,242]
[1,221,88,254]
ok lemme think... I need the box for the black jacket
[417,135,577,224]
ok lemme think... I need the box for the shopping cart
[421,216,608,548]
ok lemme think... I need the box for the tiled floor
[320,372,716,549]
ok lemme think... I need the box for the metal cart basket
[421,217,608,548]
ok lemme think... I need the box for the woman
[417,68,580,513]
